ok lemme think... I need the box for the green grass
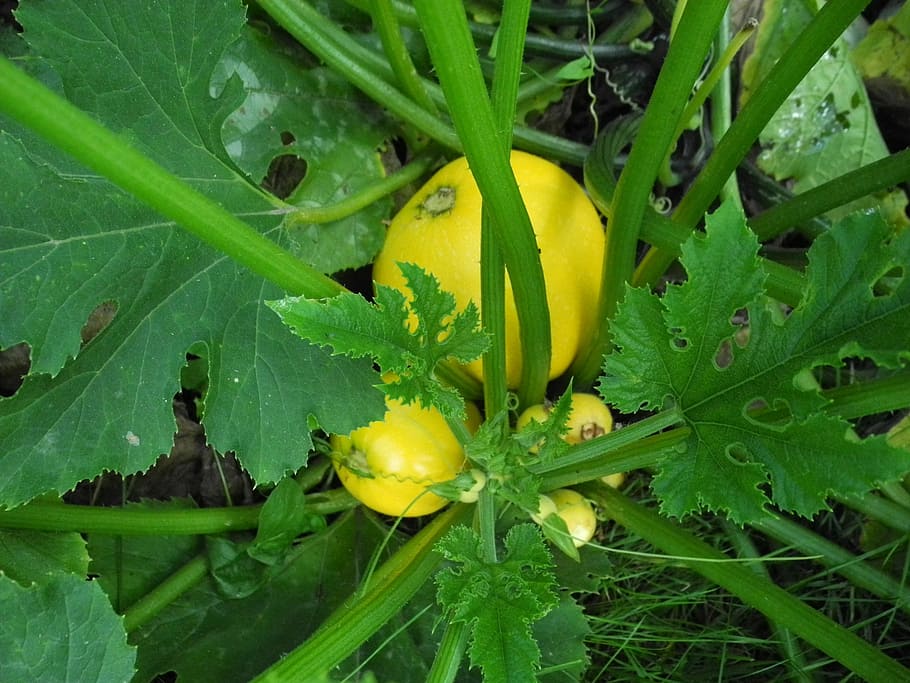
[579,475,910,681]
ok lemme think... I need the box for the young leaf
[247,478,326,566]
[0,0,388,506]
[601,201,910,523]
[268,262,489,419]
[435,524,559,682]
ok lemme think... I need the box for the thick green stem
[0,490,357,535]
[571,1,729,386]
[123,554,209,632]
[426,621,470,683]
[582,483,910,682]
[250,503,472,682]
[722,521,814,683]
[0,56,341,299]
[751,513,910,617]
[533,412,690,490]
[414,1,550,407]
[747,148,910,241]
[369,0,437,114]
[480,0,529,410]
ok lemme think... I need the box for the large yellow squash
[373,150,605,387]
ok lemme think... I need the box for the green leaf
[741,0,909,227]
[0,573,136,681]
[247,478,326,565]
[0,529,88,586]
[0,0,386,506]
[435,523,559,682]
[90,508,434,683]
[269,262,489,420]
[213,23,393,274]
[534,596,591,682]
[601,202,910,523]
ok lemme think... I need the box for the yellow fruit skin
[373,151,605,388]
[331,398,481,517]
[516,392,614,443]
[548,488,597,547]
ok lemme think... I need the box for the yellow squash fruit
[517,392,624,488]
[330,397,481,517]
[373,151,605,387]
[535,488,598,548]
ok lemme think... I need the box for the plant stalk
[414,0,551,407]
[122,553,209,632]
[0,490,357,535]
[571,0,730,386]
[250,503,472,681]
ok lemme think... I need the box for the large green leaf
[741,0,908,226]
[601,202,910,523]
[0,0,387,507]
[0,572,136,681]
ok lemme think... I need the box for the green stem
[752,370,910,424]
[369,0,437,114]
[534,413,691,490]
[673,19,756,153]
[747,148,910,241]
[0,489,357,535]
[414,0,550,407]
[582,483,910,682]
[571,1,729,386]
[480,0,529,410]
[722,521,815,683]
[751,513,910,617]
[293,457,333,491]
[711,10,746,212]
[284,151,437,223]
[835,491,910,534]
[250,503,472,682]
[426,621,470,683]
[0,56,341,299]
[122,553,209,632]
[258,0,460,150]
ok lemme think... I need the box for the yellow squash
[373,151,605,387]
[330,397,481,517]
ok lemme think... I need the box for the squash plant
[1,0,910,681]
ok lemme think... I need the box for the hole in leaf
[744,396,793,430]
[724,445,750,465]
[668,326,688,350]
[714,339,733,369]
[262,153,307,200]
[0,342,30,397]
[871,264,904,299]
[279,130,295,146]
